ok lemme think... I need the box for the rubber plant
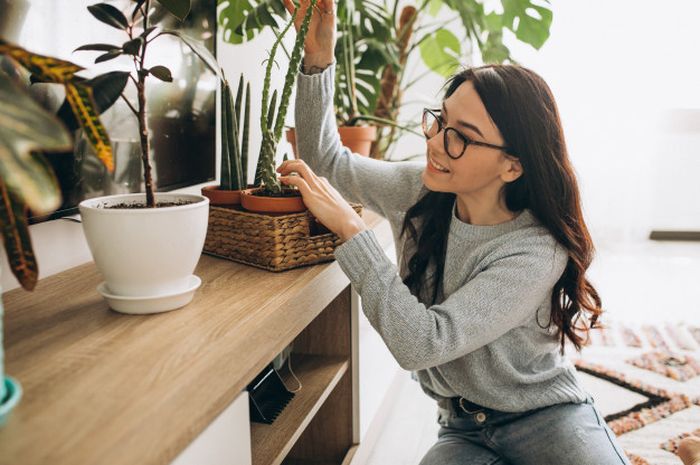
[74,0,201,208]
[250,0,317,197]
[217,0,553,160]
[0,50,115,424]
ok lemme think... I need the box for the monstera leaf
[0,74,72,290]
[218,0,287,44]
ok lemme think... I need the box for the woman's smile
[427,154,451,173]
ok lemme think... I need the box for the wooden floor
[364,238,700,465]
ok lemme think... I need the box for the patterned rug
[571,321,700,465]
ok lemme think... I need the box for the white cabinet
[170,391,252,465]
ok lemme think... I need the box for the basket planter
[203,203,363,271]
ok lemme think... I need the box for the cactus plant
[253,0,317,196]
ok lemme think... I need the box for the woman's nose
[426,132,446,155]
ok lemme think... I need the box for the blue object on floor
[0,376,22,427]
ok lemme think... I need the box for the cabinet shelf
[251,354,349,465]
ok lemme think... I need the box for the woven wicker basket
[203,203,363,271]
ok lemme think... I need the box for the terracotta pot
[286,125,377,158]
[240,188,307,214]
[201,185,242,206]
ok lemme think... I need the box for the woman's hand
[283,0,336,72]
[276,159,367,241]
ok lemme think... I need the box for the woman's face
[421,81,521,197]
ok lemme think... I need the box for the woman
[277,1,630,463]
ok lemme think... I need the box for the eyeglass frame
[422,108,513,160]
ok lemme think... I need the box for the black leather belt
[437,396,487,415]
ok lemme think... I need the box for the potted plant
[239,0,318,214]
[74,0,214,313]
[218,0,553,160]
[201,74,251,206]
[0,43,117,424]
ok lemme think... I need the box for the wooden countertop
[0,210,392,465]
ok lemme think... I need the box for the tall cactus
[255,0,318,194]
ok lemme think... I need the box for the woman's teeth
[429,156,450,173]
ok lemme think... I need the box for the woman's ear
[501,157,523,183]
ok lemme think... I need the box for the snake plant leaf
[0,75,66,214]
[87,3,130,30]
[0,180,39,291]
[501,0,552,50]
[156,0,191,21]
[149,65,173,82]
[64,82,114,172]
[418,29,462,78]
[56,71,130,132]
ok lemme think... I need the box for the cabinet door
[170,391,252,465]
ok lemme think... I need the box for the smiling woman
[279,1,634,464]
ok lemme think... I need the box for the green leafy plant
[253,0,318,195]
[217,0,553,160]
[75,0,199,208]
[0,42,118,290]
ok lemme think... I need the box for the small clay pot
[201,185,242,206]
[240,188,307,214]
[286,125,377,158]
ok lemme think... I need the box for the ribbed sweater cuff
[297,62,336,103]
[333,229,387,290]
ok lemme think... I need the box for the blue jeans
[418,396,631,465]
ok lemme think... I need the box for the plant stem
[137,0,155,207]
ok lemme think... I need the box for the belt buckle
[458,397,484,414]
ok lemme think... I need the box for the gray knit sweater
[294,64,589,412]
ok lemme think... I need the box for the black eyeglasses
[422,108,512,160]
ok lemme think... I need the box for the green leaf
[218,0,288,45]
[149,65,173,82]
[159,30,222,80]
[419,29,462,78]
[87,3,129,30]
[481,30,511,63]
[0,75,66,214]
[156,0,191,21]
[501,0,553,49]
[56,71,130,131]
[64,82,114,172]
[122,37,143,55]
[74,43,121,52]
[428,0,443,17]
[0,178,39,291]
[95,50,122,63]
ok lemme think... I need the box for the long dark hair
[400,64,602,352]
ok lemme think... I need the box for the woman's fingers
[282,0,295,16]
[279,174,312,197]
[276,159,323,188]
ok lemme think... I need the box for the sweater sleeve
[332,229,569,371]
[294,63,426,218]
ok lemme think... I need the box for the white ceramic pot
[79,193,209,302]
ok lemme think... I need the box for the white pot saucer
[97,275,202,315]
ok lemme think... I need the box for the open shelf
[251,354,350,465]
